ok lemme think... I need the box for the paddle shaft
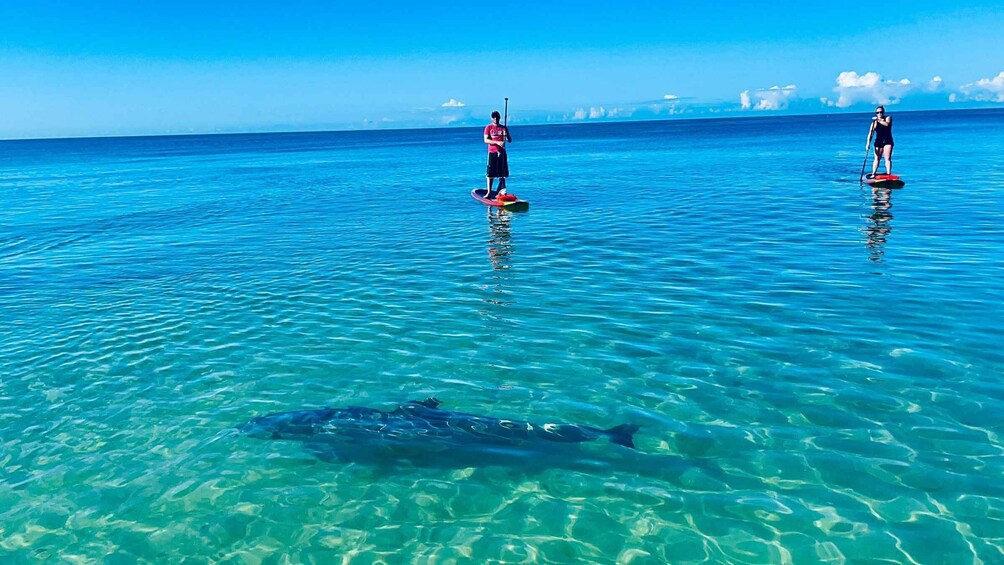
[502,98,510,190]
[503,98,510,144]
[860,121,875,180]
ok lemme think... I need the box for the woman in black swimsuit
[867,105,894,176]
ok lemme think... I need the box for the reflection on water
[477,207,516,318]
[863,186,894,263]
[487,207,513,272]
[478,208,519,382]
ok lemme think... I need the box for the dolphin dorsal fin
[411,397,443,409]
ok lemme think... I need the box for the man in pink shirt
[484,110,512,198]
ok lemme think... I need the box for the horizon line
[2,105,1001,144]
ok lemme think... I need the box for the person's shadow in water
[863,187,893,264]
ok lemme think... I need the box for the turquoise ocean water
[2,109,1003,563]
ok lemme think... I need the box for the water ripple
[1,110,1003,561]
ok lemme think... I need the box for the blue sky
[1,1,1002,138]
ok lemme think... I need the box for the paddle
[860,118,875,181]
[503,97,511,150]
[501,97,510,192]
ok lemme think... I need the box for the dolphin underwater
[239,398,644,470]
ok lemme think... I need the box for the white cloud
[441,98,465,108]
[822,71,914,108]
[956,71,1004,103]
[571,106,609,120]
[663,94,679,100]
[758,85,797,110]
[927,76,944,91]
[739,85,797,110]
[606,106,633,118]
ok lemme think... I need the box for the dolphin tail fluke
[604,424,640,449]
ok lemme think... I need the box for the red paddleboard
[863,174,905,188]
[472,189,530,211]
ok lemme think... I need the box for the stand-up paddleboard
[472,189,530,212]
[863,174,905,188]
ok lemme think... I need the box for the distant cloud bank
[561,70,1004,126]
[953,71,1004,103]
[572,106,614,120]
[740,85,797,110]
[357,73,1004,130]
[820,71,913,108]
[770,70,1003,111]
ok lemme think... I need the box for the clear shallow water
[1,109,1003,563]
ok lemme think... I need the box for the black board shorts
[486,151,509,178]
